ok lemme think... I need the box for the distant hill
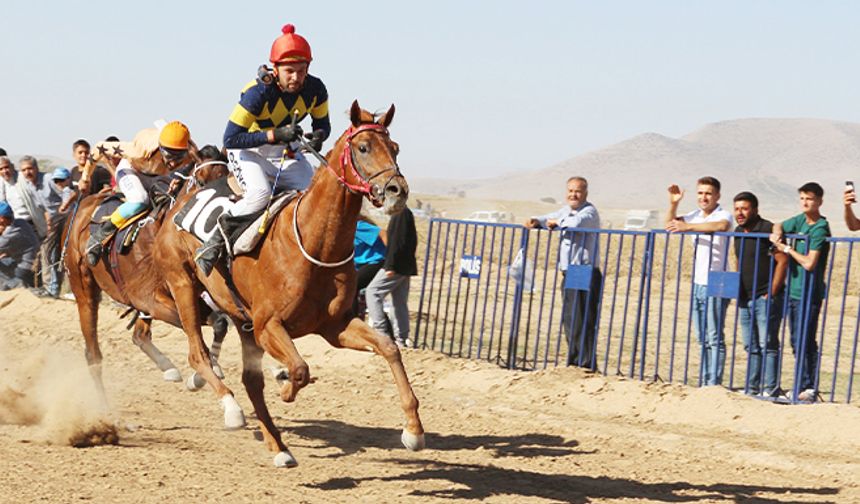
[4,154,75,172]
[413,118,860,222]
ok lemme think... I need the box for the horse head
[190,145,230,188]
[334,100,409,215]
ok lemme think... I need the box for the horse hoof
[220,395,246,430]
[186,372,206,391]
[162,368,182,382]
[273,450,299,468]
[401,429,425,451]
[212,363,225,380]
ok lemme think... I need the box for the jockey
[195,23,331,276]
[85,121,194,266]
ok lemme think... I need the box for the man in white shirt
[666,176,733,386]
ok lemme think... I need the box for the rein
[292,193,354,268]
[289,121,401,268]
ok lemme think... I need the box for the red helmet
[269,24,312,64]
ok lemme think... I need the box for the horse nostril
[386,184,400,196]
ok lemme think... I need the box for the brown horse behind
[63,161,229,399]
[153,101,424,467]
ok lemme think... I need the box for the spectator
[353,213,387,318]
[770,182,831,402]
[845,182,859,231]
[526,176,602,369]
[0,156,49,239]
[366,206,417,349]
[0,148,6,156]
[0,201,40,290]
[666,176,733,386]
[16,156,50,239]
[34,167,74,297]
[732,192,788,396]
[70,139,112,195]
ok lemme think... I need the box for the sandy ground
[1,289,859,504]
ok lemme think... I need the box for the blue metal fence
[414,218,860,405]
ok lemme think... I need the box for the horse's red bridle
[329,123,401,201]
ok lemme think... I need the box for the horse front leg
[186,310,231,391]
[68,265,108,410]
[131,317,182,382]
[236,325,297,468]
[251,317,310,403]
[320,316,425,451]
[166,275,245,429]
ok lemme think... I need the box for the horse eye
[358,144,369,154]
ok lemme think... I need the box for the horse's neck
[291,163,362,258]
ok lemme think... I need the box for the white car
[465,210,512,223]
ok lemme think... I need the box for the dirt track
[1,290,858,504]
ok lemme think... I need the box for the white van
[623,210,660,230]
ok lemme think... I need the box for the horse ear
[350,100,362,127]
[379,104,395,128]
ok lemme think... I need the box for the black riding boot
[195,213,240,276]
[86,221,118,266]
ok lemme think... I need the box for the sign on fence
[460,255,482,279]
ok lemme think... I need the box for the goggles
[159,146,188,163]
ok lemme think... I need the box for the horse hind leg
[167,277,244,429]
[131,317,182,382]
[208,311,229,378]
[321,316,425,451]
[236,326,297,468]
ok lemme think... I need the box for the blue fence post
[415,218,435,349]
[506,228,530,370]
[636,231,655,381]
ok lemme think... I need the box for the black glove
[304,129,326,152]
[273,124,303,144]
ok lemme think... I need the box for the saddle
[88,174,178,254]
[173,177,298,257]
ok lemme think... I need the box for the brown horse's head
[191,145,230,187]
[340,100,409,215]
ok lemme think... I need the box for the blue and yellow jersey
[223,74,331,149]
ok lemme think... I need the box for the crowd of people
[526,174,859,402]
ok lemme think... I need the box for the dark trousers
[787,297,821,391]
[562,268,603,369]
[0,258,35,290]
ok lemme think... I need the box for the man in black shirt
[732,192,788,396]
[365,206,418,348]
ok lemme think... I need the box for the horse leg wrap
[133,338,181,381]
[273,450,298,468]
[401,429,426,451]
[220,394,246,430]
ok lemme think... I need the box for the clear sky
[2,1,858,179]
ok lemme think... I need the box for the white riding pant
[116,160,149,205]
[226,145,314,217]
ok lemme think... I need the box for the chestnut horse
[153,101,424,467]
[63,159,229,400]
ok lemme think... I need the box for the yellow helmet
[159,121,190,150]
